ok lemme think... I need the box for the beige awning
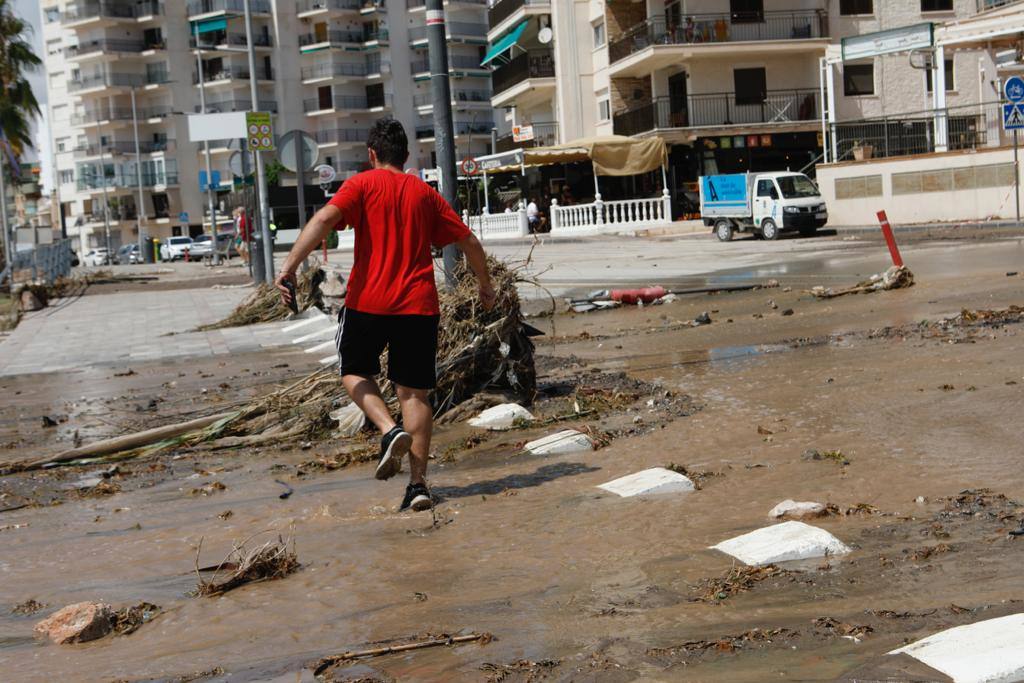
[479,136,668,176]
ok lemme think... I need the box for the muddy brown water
[1,259,1023,682]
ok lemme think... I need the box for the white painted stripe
[282,313,328,333]
[292,326,338,344]
[304,340,335,353]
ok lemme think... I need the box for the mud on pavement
[1,258,1024,681]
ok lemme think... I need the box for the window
[921,0,952,11]
[44,6,59,22]
[839,0,872,15]
[756,179,777,198]
[926,58,955,92]
[56,137,69,153]
[592,21,605,49]
[734,67,767,105]
[598,98,610,122]
[366,82,385,108]
[844,63,874,96]
[58,170,74,185]
[730,0,764,24]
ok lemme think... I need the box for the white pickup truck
[699,171,828,242]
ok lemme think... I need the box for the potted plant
[851,140,874,161]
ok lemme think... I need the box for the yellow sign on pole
[245,112,275,152]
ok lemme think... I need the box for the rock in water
[769,499,827,519]
[34,602,113,644]
[468,403,534,430]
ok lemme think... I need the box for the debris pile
[809,265,914,299]
[313,632,493,676]
[196,265,326,331]
[111,602,161,636]
[692,564,795,603]
[194,536,299,597]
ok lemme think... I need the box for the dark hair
[366,118,409,167]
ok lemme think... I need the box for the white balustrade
[463,207,530,241]
[550,190,673,237]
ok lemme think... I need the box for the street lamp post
[194,37,219,259]
[97,117,113,260]
[243,0,274,282]
[130,90,146,260]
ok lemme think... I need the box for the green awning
[481,20,528,66]
[192,18,227,34]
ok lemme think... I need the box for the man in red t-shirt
[275,119,494,512]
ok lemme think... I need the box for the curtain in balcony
[192,18,228,34]
[481,20,529,66]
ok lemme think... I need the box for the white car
[81,248,110,267]
[160,236,195,261]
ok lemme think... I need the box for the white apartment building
[39,0,494,255]
[484,0,1011,214]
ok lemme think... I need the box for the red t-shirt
[328,169,470,316]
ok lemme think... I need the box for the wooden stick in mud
[22,411,237,471]
[313,633,493,675]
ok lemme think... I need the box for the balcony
[415,121,494,140]
[70,106,172,126]
[193,65,274,84]
[187,0,271,19]
[608,11,828,77]
[612,90,819,137]
[488,0,548,33]
[494,121,557,152]
[68,72,146,93]
[314,128,370,145]
[76,172,179,192]
[299,28,367,51]
[61,1,163,26]
[491,50,555,101]
[411,55,489,76]
[74,140,176,157]
[189,32,273,50]
[64,38,148,60]
[303,93,393,113]
[297,0,362,17]
[408,22,488,46]
[413,90,492,108]
[197,99,279,113]
[300,61,368,83]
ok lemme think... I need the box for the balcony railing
[193,65,274,83]
[415,121,494,139]
[488,0,547,29]
[300,62,368,80]
[187,0,271,16]
[76,172,179,191]
[69,73,145,92]
[62,1,163,23]
[198,99,279,113]
[190,32,273,49]
[609,11,827,64]
[613,90,819,136]
[65,38,147,58]
[412,55,488,74]
[494,121,557,152]
[978,0,1023,10]
[297,0,362,12]
[303,93,393,112]
[408,22,488,42]
[413,90,491,106]
[314,128,370,144]
[299,29,365,46]
[75,140,176,156]
[491,49,554,96]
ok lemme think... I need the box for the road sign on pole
[246,112,275,152]
[1004,104,1024,130]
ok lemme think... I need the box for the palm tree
[0,0,42,157]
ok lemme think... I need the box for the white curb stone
[598,467,695,497]
[769,499,827,519]
[710,521,851,566]
[889,613,1024,683]
[525,430,593,455]
[467,404,534,430]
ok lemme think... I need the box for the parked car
[189,234,214,259]
[82,248,110,267]
[160,236,194,261]
[215,232,238,258]
[115,243,142,264]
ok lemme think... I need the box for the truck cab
[700,172,828,242]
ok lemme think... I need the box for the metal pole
[426,0,459,286]
[240,139,254,277]
[0,146,9,274]
[195,38,219,263]
[295,135,307,235]
[98,120,113,258]
[243,0,274,282]
[131,90,146,260]
[1015,129,1020,224]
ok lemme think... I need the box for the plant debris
[648,628,799,658]
[480,658,560,683]
[692,564,795,603]
[802,448,850,465]
[11,599,46,615]
[808,265,914,299]
[313,632,493,676]
[111,602,161,636]
[811,617,873,639]
[193,536,299,597]
[196,266,325,331]
[665,463,723,490]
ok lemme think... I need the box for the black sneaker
[375,426,411,481]
[400,482,432,512]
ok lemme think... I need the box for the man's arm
[274,204,343,302]
[454,232,496,310]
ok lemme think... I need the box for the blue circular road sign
[1005,76,1024,103]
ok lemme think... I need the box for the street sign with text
[245,112,275,152]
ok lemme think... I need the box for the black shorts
[335,307,440,390]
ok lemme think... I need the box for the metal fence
[1,239,76,288]
[831,101,1003,162]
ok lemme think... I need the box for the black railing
[494,121,557,152]
[300,62,367,80]
[198,99,278,113]
[613,90,819,136]
[299,29,364,46]
[190,32,273,49]
[609,11,827,63]
[416,121,495,139]
[193,65,274,83]
[303,94,392,112]
[491,50,554,96]
[65,39,145,57]
[187,0,271,16]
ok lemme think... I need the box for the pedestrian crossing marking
[1003,103,1024,130]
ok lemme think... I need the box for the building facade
[484,0,1008,213]
[39,0,494,255]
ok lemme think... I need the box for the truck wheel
[760,219,780,241]
[714,220,734,242]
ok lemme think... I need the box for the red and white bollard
[876,211,904,268]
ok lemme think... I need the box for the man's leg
[396,384,432,485]
[342,374,395,434]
